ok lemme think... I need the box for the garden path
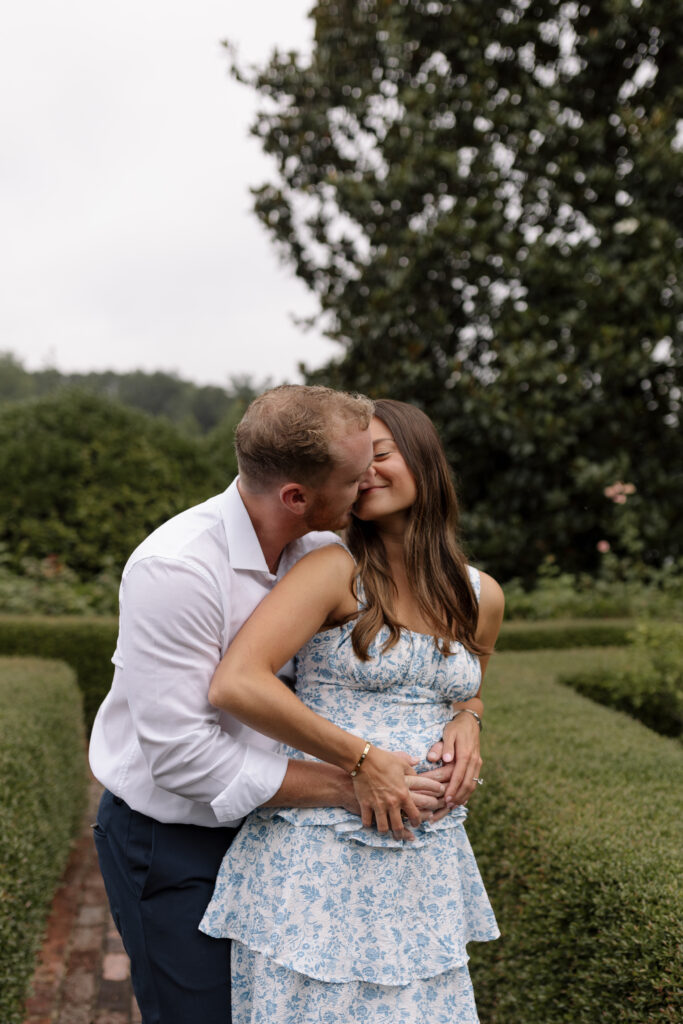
[23,776,141,1024]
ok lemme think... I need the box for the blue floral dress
[200,567,499,1023]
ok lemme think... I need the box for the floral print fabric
[200,567,499,1021]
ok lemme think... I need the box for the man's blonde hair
[235,384,374,490]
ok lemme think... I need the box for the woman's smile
[353,417,417,520]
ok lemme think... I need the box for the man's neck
[237,479,306,575]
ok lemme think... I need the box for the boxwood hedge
[0,616,634,736]
[467,648,683,1023]
[0,616,117,731]
[0,657,88,1024]
[496,618,633,651]
[558,624,683,739]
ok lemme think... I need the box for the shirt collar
[220,479,271,574]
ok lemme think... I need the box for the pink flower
[597,540,611,553]
[603,481,637,503]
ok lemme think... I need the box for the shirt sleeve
[119,557,288,822]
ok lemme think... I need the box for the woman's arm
[427,571,505,807]
[208,544,422,835]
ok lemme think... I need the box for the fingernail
[443,753,453,762]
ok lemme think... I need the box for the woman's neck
[375,521,406,570]
[375,527,435,633]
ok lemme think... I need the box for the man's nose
[358,465,375,490]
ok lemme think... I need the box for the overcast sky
[1,1,340,388]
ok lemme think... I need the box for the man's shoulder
[123,491,228,576]
[294,531,345,558]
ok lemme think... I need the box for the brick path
[23,777,141,1024]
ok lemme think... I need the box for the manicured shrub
[0,657,88,1024]
[497,618,633,651]
[0,616,639,735]
[558,622,683,738]
[0,617,117,731]
[503,569,683,621]
[467,648,683,1023]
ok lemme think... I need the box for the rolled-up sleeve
[119,558,288,821]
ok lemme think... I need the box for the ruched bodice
[296,617,481,751]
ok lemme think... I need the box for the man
[89,384,468,1024]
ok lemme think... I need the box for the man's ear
[279,482,311,517]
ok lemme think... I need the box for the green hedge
[0,657,88,1024]
[0,617,117,731]
[467,648,683,1023]
[558,623,683,738]
[497,618,633,651]
[0,616,633,737]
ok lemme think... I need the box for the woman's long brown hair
[344,400,489,661]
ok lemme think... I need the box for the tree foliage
[0,352,263,436]
[0,390,231,577]
[235,0,683,579]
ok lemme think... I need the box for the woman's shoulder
[476,569,505,625]
[294,541,355,576]
[286,542,357,621]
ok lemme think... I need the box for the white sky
[0,1,340,388]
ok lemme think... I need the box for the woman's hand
[351,746,422,837]
[426,713,482,807]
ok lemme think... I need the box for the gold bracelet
[349,741,372,777]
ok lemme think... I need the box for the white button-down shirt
[89,480,340,827]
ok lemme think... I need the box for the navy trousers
[94,789,240,1024]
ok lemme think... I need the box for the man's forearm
[262,759,357,812]
[262,757,449,822]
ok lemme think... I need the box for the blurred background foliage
[1,0,682,610]
[234,0,683,582]
[0,351,261,438]
[0,374,256,586]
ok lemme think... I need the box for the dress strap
[467,565,481,602]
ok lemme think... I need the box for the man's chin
[304,508,351,532]
[329,510,352,531]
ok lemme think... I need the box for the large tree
[234,0,683,579]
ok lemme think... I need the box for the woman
[200,400,504,1023]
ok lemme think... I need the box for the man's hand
[413,761,456,823]
[426,713,482,807]
[338,751,447,841]
[407,772,446,817]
